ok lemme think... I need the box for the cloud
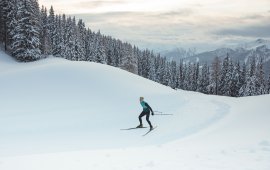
[213,23,270,38]
[74,0,126,9]
[74,10,270,52]
[157,9,194,17]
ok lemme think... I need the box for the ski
[142,126,157,136]
[120,127,147,130]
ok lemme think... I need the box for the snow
[0,50,270,170]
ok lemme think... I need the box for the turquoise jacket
[140,101,153,113]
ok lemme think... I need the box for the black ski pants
[139,109,152,127]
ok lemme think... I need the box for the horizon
[39,0,270,52]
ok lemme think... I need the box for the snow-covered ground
[0,50,270,170]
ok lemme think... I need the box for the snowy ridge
[237,39,270,50]
[0,50,270,170]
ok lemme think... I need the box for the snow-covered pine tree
[239,57,257,96]
[267,73,270,94]
[61,16,75,60]
[106,45,113,66]
[0,0,10,50]
[184,62,193,91]
[93,31,106,64]
[133,46,141,70]
[210,56,221,95]
[198,63,210,94]
[148,54,156,82]
[2,0,21,52]
[10,0,41,61]
[229,61,242,97]
[219,54,231,96]
[175,60,180,88]
[191,62,199,91]
[238,62,247,97]
[177,59,184,89]
[154,54,162,84]
[68,16,78,60]
[40,6,51,55]
[168,61,177,89]
[156,57,166,85]
[140,49,151,78]
[53,14,64,57]
[255,57,266,95]
[137,49,143,76]
[48,6,57,55]
[121,43,137,74]
[163,62,171,86]
[113,40,122,67]
[85,28,92,61]
[0,0,5,44]
[104,37,114,66]
[226,60,235,96]
[89,31,97,62]
[181,63,188,90]
[75,19,86,61]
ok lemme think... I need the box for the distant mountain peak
[255,38,268,44]
[237,38,270,50]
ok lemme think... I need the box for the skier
[137,97,154,130]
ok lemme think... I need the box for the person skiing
[137,97,154,130]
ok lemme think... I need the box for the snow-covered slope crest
[0,50,270,170]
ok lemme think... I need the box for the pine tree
[0,0,10,50]
[163,62,171,86]
[238,62,247,96]
[239,57,257,96]
[210,56,221,95]
[255,57,266,95]
[94,31,106,64]
[140,50,151,78]
[40,6,51,55]
[48,6,57,55]
[267,73,270,94]
[177,59,184,89]
[168,61,177,89]
[148,55,156,81]
[219,54,231,96]
[10,0,41,61]
[184,62,193,91]
[191,62,199,91]
[154,55,161,83]
[156,57,166,84]
[229,61,242,97]
[198,63,210,94]
[54,14,64,57]
[121,43,137,73]
[73,18,86,61]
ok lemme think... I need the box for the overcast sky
[39,0,270,52]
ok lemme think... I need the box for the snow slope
[0,50,270,170]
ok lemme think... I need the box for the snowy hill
[0,50,270,170]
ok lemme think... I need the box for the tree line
[1,0,269,97]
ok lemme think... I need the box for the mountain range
[161,39,270,75]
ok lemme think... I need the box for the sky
[39,0,270,52]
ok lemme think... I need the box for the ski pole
[154,113,173,115]
[154,111,163,113]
